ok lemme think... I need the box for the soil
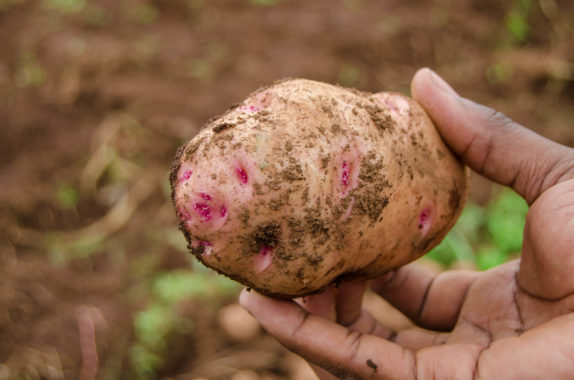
[0,0,573,379]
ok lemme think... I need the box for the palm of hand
[420,179,574,379]
[413,260,574,379]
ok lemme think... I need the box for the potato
[170,79,467,298]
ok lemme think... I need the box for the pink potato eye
[341,161,350,186]
[339,158,358,196]
[240,91,274,114]
[236,167,248,184]
[183,192,227,230]
[194,203,212,221]
[254,246,274,273]
[417,207,433,237]
[418,208,430,229]
[179,170,192,183]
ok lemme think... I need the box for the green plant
[486,62,514,84]
[248,0,282,7]
[486,189,528,254]
[56,184,79,209]
[43,0,85,13]
[426,203,483,267]
[427,188,528,270]
[46,233,105,264]
[129,269,239,378]
[505,0,535,42]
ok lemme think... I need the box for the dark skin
[240,68,574,379]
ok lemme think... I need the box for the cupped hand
[240,68,574,379]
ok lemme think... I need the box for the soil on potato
[1,0,573,379]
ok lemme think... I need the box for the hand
[239,68,574,379]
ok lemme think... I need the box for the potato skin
[170,79,467,298]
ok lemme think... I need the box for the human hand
[239,68,574,379]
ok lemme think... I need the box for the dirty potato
[170,79,467,298]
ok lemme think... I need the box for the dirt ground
[0,0,573,379]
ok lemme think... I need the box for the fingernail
[239,288,268,315]
[239,288,252,309]
[428,69,459,97]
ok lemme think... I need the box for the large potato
[170,79,467,298]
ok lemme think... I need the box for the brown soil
[1,0,573,379]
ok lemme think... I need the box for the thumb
[411,68,574,204]
[518,178,574,299]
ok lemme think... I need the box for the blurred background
[0,0,573,379]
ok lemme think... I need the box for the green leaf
[486,189,528,254]
[248,0,281,7]
[477,246,509,270]
[427,203,482,267]
[134,305,174,351]
[129,344,162,380]
[426,226,475,267]
[57,184,79,209]
[506,11,529,42]
[152,270,209,304]
[43,0,85,13]
[486,62,513,84]
[426,235,458,267]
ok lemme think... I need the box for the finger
[519,178,574,299]
[371,264,479,331]
[300,283,444,377]
[297,283,365,380]
[298,282,405,380]
[335,280,366,326]
[240,290,417,379]
[287,288,340,380]
[297,281,367,326]
[347,306,448,351]
[411,68,574,204]
[297,285,337,320]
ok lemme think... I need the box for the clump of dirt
[212,122,235,133]
[251,222,281,250]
